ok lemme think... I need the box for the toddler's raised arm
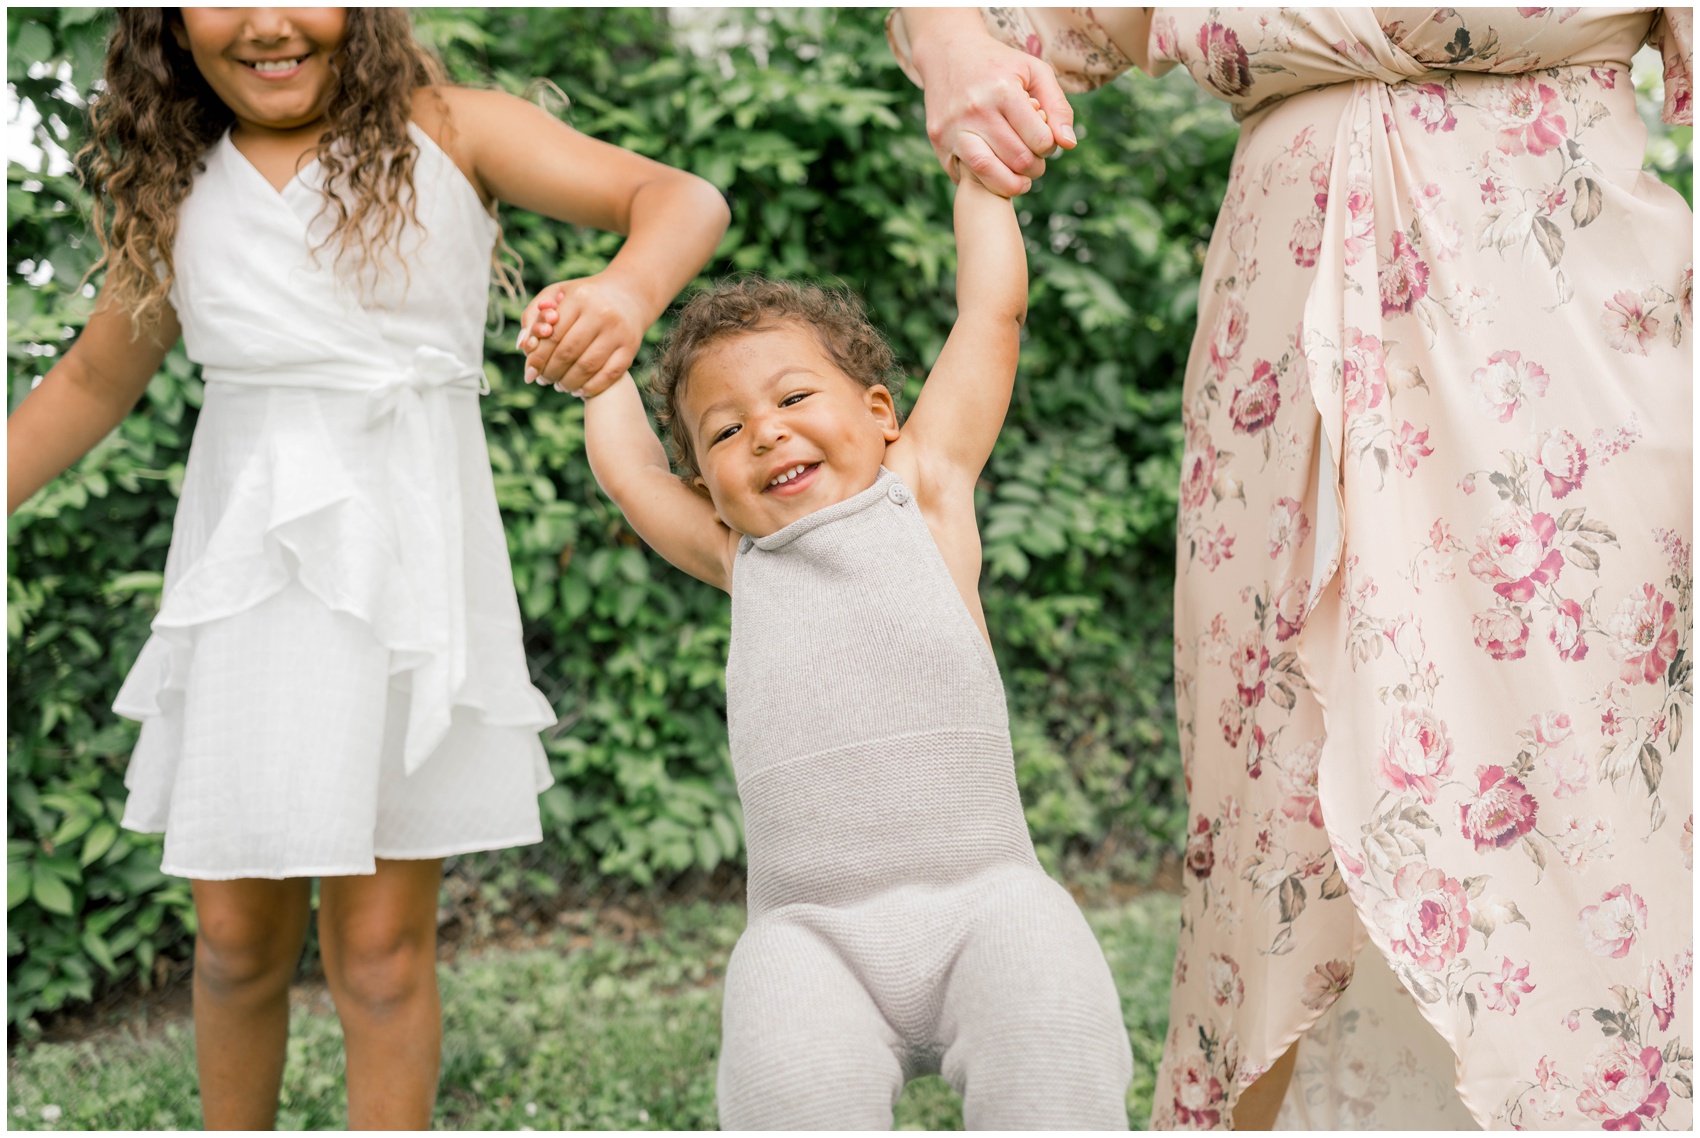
[583,375,738,591]
[892,173,1027,488]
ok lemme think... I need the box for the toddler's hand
[517,273,648,399]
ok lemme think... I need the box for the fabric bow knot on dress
[366,344,491,773]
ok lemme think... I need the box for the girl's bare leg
[192,877,314,1129]
[317,858,444,1130]
[1233,1040,1299,1130]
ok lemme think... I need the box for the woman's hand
[518,273,649,398]
[902,8,1076,196]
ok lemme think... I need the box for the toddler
[575,172,1133,1128]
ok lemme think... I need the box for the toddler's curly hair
[651,276,902,478]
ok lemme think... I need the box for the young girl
[569,173,1133,1127]
[7,8,726,1129]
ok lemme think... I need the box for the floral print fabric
[911,6,1695,1130]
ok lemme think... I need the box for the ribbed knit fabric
[717,468,1132,1130]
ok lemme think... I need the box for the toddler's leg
[939,874,1133,1130]
[717,918,905,1130]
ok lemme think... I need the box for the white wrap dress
[115,125,555,880]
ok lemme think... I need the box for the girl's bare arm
[425,86,729,397]
[583,374,737,591]
[7,303,179,515]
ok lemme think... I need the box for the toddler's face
[680,323,900,538]
[174,8,348,135]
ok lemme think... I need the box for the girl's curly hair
[78,8,448,329]
[651,276,903,478]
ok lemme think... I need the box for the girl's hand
[517,273,649,399]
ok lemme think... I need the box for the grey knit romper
[715,469,1133,1130]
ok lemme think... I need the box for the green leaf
[30,867,75,916]
[8,858,32,910]
[79,821,118,867]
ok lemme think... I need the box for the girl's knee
[195,920,301,997]
[322,922,437,1014]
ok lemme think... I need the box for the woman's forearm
[898,8,999,87]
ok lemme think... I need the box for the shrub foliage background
[7,8,1689,1034]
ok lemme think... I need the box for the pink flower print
[1378,232,1430,316]
[1471,349,1550,422]
[1646,961,1677,1031]
[1529,710,1574,746]
[1342,179,1375,265]
[1267,496,1311,561]
[1152,16,1179,62]
[1484,76,1569,157]
[1179,439,1216,513]
[1373,861,1471,971]
[1548,598,1589,662]
[1384,611,1425,665]
[1535,429,1587,499]
[1473,608,1531,661]
[1195,21,1252,97]
[1684,815,1694,870]
[1605,583,1679,685]
[1664,48,1693,121]
[1219,696,1244,747]
[1575,1042,1670,1129]
[1209,296,1248,375]
[1543,748,1589,798]
[1602,290,1660,355]
[1341,328,1387,419]
[1578,884,1647,958]
[1185,814,1216,879]
[1272,577,1309,642]
[1378,703,1454,802]
[1289,213,1323,267]
[1207,952,1244,1008]
[1538,184,1568,216]
[1230,631,1269,707]
[1480,172,1507,204]
[1279,739,1324,828]
[1390,421,1434,477]
[1301,959,1353,1010]
[1171,1053,1226,1129]
[1198,524,1236,571]
[1679,266,1693,326]
[1408,82,1457,133]
[1481,957,1536,1014]
[1460,765,1539,850]
[1470,506,1565,602]
[1229,361,1281,434]
[1590,65,1619,90]
[1309,158,1331,198]
[1458,472,1478,495]
[1565,1010,1583,1031]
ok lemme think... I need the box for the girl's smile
[175,8,348,136]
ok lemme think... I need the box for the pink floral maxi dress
[892,6,1693,1130]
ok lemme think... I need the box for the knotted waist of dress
[200,344,490,774]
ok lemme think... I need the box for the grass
[6,893,1180,1131]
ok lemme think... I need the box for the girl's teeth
[770,464,807,487]
[250,58,303,72]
